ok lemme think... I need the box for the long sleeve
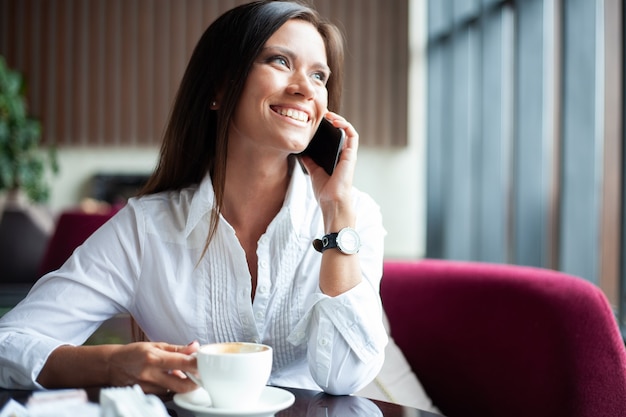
[0,203,144,389]
[287,187,388,394]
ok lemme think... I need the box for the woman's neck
[221,156,291,235]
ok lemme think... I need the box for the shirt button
[259,285,268,294]
[319,338,329,346]
[260,260,269,269]
[256,311,265,320]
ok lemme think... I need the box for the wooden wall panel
[0,0,408,147]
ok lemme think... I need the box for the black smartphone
[298,118,346,175]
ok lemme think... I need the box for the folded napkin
[9,389,100,417]
[0,399,28,417]
[0,386,170,417]
[100,385,170,417]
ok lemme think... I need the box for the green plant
[0,56,58,203]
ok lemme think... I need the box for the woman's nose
[286,72,316,99]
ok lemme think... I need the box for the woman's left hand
[300,112,361,296]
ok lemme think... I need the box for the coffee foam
[203,342,269,354]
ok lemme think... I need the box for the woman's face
[229,19,330,159]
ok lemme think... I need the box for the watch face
[337,228,361,254]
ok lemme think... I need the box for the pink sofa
[38,208,119,276]
[380,259,626,417]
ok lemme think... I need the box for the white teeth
[277,108,308,122]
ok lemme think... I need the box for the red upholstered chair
[380,259,626,417]
[38,208,118,276]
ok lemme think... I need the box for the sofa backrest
[38,209,117,276]
[380,259,626,417]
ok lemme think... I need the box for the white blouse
[0,166,388,393]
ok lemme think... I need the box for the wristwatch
[313,227,361,255]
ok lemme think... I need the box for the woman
[0,0,387,396]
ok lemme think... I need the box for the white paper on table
[28,402,101,417]
[0,398,29,417]
[26,389,100,417]
[100,385,170,417]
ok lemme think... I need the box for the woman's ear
[210,89,226,110]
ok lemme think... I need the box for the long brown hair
[132,1,344,341]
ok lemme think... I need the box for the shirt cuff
[0,331,70,389]
[287,281,387,363]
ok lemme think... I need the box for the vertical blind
[425,0,624,327]
[0,0,408,147]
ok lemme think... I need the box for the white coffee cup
[187,342,273,409]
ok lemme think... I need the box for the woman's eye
[270,56,289,67]
[312,72,328,84]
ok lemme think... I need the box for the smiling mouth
[272,106,309,123]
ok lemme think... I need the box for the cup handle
[185,371,203,387]
[184,352,203,386]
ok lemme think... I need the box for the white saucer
[173,386,295,417]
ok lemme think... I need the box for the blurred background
[0,0,624,336]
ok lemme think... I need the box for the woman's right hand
[37,341,199,395]
[107,341,199,395]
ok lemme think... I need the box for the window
[426,0,624,332]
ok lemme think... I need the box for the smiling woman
[0,0,389,402]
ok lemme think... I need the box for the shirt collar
[184,173,216,238]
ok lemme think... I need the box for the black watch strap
[313,233,340,253]
[312,227,361,254]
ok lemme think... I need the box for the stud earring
[211,101,217,107]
